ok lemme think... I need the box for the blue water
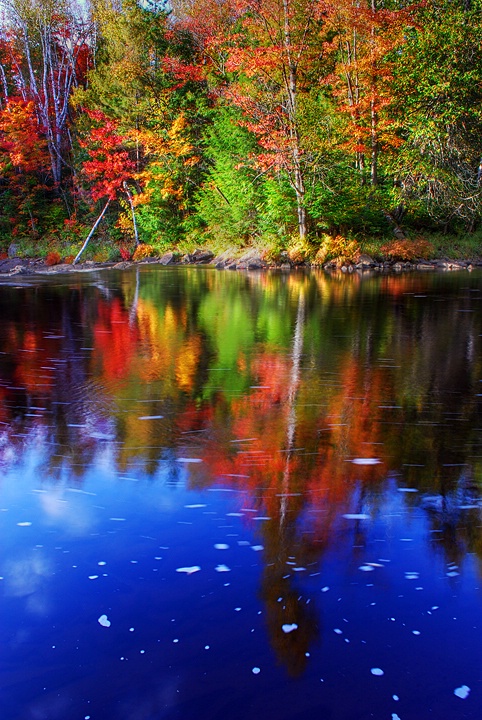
[1,267,482,719]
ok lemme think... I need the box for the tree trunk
[123,182,139,246]
[282,0,307,240]
[73,199,111,265]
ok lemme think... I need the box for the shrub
[380,237,435,261]
[119,245,131,261]
[315,235,361,265]
[132,243,155,261]
[45,251,61,266]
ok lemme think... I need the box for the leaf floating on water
[351,458,381,465]
[282,623,298,634]
[176,566,201,574]
[454,685,470,699]
[98,614,111,628]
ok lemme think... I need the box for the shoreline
[0,250,481,278]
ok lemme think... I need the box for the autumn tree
[210,0,325,240]
[0,0,92,188]
[73,108,135,263]
[0,96,51,236]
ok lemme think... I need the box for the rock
[9,265,29,275]
[357,253,375,267]
[280,263,291,270]
[247,259,267,270]
[436,260,467,270]
[416,262,436,270]
[8,243,18,258]
[190,249,214,264]
[159,252,175,266]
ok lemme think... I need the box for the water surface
[1,266,482,719]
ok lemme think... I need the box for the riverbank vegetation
[0,0,481,265]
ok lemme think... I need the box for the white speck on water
[282,623,298,633]
[412,630,421,635]
[176,458,203,463]
[89,575,99,580]
[215,564,231,572]
[235,607,241,612]
[398,488,418,492]
[17,522,32,527]
[185,504,207,508]
[400,538,413,542]
[370,668,384,676]
[359,565,375,572]
[252,667,261,674]
[253,516,271,521]
[432,606,439,610]
[343,514,370,520]
[130,560,138,564]
[98,561,106,566]
[393,695,399,701]
[392,714,401,720]
[405,572,419,580]
[454,685,470,699]
[109,518,126,522]
[138,415,164,420]
[351,458,381,465]
[214,544,229,550]
[238,541,251,546]
[334,628,343,634]
[447,571,460,577]
[227,512,244,517]
[129,628,134,632]
[98,614,111,628]
[173,639,179,643]
[293,567,306,571]
[322,586,330,592]
[176,566,201,574]
[251,545,264,551]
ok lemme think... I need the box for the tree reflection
[1,269,482,669]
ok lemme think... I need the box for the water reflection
[2,267,482,716]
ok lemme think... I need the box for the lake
[1,265,482,720]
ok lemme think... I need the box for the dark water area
[1,266,482,720]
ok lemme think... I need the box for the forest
[0,0,481,264]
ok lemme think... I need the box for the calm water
[1,266,482,720]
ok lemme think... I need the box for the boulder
[159,252,175,266]
[191,249,214,264]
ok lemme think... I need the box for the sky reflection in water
[1,267,482,719]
